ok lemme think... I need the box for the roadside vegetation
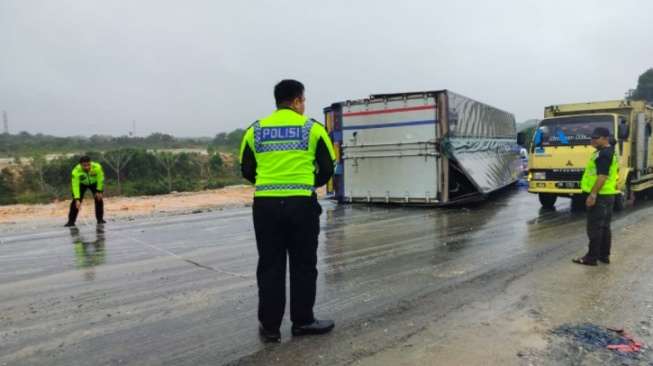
[0,129,247,205]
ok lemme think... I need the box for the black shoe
[572,257,598,266]
[598,257,610,264]
[258,323,281,342]
[291,319,335,336]
[97,219,106,224]
[64,221,76,227]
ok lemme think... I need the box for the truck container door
[337,93,440,203]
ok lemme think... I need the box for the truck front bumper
[528,181,582,195]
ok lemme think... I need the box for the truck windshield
[534,115,615,146]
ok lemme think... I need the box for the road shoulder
[353,214,653,365]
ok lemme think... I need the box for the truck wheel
[634,190,647,201]
[539,193,557,208]
[613,184,629,211]
[570,195,585,211]
[613,193,626,211]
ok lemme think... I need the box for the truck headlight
[533,172,546,180]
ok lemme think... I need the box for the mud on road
[1,187,653,365]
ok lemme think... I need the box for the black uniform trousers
[68,183,104,223]
[585,194,614,262]
[253,195,322,330]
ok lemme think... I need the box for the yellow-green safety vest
[71,162,104,199]
[239,109,335,197]
[581,149,618,195]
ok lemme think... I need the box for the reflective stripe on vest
[255,184,315,192]
[254,119,315,153]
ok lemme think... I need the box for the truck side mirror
[617,123,629,140]
[517,132,525,145]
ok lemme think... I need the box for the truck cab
[528,100,653,211]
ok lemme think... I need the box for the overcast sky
[1,0,651,138]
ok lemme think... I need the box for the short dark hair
[79,156,91,164]
[274,79,304,107]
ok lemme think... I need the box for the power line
[3,111,7,134]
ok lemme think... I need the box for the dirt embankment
[0,186,255,233]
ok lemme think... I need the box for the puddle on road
[69,226,106,281]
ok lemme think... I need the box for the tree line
[0,129,249,205]
[627,67,653,102]
[0,129,247,157]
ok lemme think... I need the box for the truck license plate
[555,182,580,189]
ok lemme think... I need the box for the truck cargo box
[325,90,524,205]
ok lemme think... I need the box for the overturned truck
[324,90,525,205]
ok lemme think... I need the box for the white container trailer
[324,90,525,205]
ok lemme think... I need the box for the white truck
[324,90,525,205]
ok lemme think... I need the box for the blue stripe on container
[342,120,437,130]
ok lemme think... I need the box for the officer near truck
[573,127,618,266]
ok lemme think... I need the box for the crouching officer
[239,79,336,342]
[64,156,106,226]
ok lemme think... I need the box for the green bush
[171,178,199,193]
[122,180,169,197]
[15,192,53,204]
[203,178,249,190]
[0,195,18,205]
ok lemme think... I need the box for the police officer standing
[239,79,336,342]
[573,127,618,266]
[64,156,106,227]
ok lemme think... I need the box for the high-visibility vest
[239,109,335,197]
[581,148,618,195]
[71,162,104,199]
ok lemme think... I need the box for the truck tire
[539,193,557,208]
[613,193,626,211]
[613,184,629,212]
[570,195,585,211]
[634,190,647,201]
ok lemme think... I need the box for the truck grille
[532,170,584,181]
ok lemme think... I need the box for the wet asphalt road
[2,186,652,365]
